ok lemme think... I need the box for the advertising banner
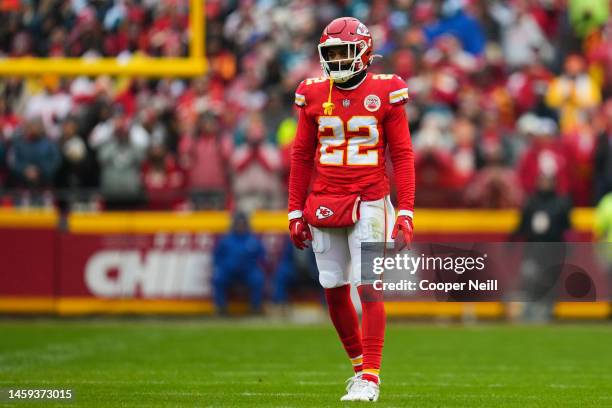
[58,232,216,299]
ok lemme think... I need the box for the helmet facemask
[318,40,368,83]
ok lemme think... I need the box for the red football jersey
[288,73,415,216]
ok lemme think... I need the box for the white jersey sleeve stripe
[389,88,408,98]
[390,90,409,104]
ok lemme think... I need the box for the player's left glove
[391,214,414,250]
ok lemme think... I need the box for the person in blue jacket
[423,0,485,56]
[212,212,265,314]
[8,117,60,189]
[272,237,319,306]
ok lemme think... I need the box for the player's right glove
[289,216,313,250]
[391,214,414,250]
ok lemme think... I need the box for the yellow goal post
[0,0,206,77]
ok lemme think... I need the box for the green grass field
[1,320,612,407]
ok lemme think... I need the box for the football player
[288,17,415,402]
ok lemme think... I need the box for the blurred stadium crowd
[0,0,611,212]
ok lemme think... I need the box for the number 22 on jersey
[318,116,379,166]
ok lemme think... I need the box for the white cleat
[340,374,362,401]
[353,379,379,402]
[340,376,380,402]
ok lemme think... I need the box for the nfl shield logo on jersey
[364,95,381,112]
[343,99,350,108]
[316,206,334,220]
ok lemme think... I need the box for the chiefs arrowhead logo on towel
[304,193,360,228]
[316,206,334,220]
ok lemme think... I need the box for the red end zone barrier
[0,209,605,318]
[0,227,56,298]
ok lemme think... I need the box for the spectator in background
[507,57,554,116]
[276,111,298,186]
[476,108,514,167]
[89,106,126,150]
[412,110,462,206]
[225,58,268,115]
[97,118,144,209]
[130,107,166,152]
[451,116,477,187]
[595,191,612,242]
[0,137,5,187]
[517,117,569,197]
[0,97,20,140]
[272,239,297,309]
[413,111,455,152]
[420,51,466,108]
[231,113,283,212]
[562,115,597,206]
[207,36,237,82]
[514,173,572,242]
[465,141,523,208]
[114,78,149,119]
[176,76,225,128]
[515,112,541,158]
[472,61,515,130]
[488,0,554,68]
[55,116,98,209]
[423,0,485,56]
[546,55,601,133]
[594,191,612,296]
[513,173,572,321]
[212,212,265,315]
[594,100,612,202]
[424,34,478,77]
[146,3,188,57]
[415,147,461,207]
[272,238,318,312]
[585,19,612,95]
[23,75,72,140]
[70,76,111,131]
[66,6,105,57]
[141,143,186,210]
[222,0,268,54]
[0,95,17,189]
[568,0,609,39]
[179,112,231,209]
[7,117,60,190]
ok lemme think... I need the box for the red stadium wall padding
[416,231,592,242]
[0,209,597,316]
[0,228,57,296]
[0,229,593,300]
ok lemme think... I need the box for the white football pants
[310,196,395,288]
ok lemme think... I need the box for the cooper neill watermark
[371,252,495,293]
[360,242,612,302]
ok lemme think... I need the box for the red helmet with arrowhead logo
[318,17,374,83]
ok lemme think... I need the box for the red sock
[325,284,363,373]
[358,284,386,384]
